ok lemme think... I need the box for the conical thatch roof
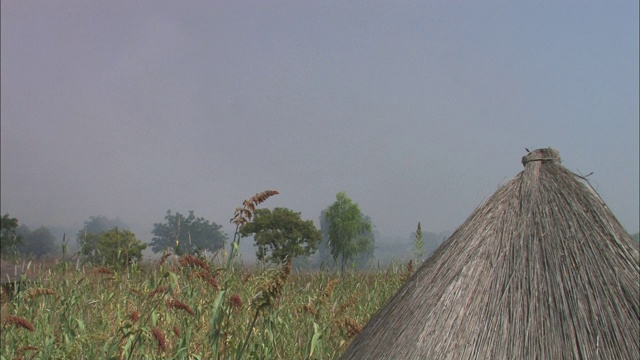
[341,148,639,360]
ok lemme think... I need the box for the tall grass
[1,190,412,359]
[1,256,408,359]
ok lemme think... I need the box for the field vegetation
[1,191,411,359]
[4,187,632,359]
[1,255,409,359]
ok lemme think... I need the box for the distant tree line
[2,207,636,271]
[0,214,20,255]
[150,210,226,255]
[1,214,58,258]
[2,191,443,270]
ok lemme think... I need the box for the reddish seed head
[230,294,243,309]
[130,310,140,322]
[17,345,39,355]
[178,255,210,272]
[207,275,219,289]
[4,316,35,332]
[148,285,168,297]
[194,271,218,289]
[167,299,195,316]
[173,325,181,338]
[151,327,167,352]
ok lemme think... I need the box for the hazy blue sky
[2,1,638,249]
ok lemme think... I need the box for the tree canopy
[1,214,21,256]
[322,192,374,272]
[239,207,321,263]
[94,228,147,267]
[77,215,129,257]
[77,215,128,236]
[150,210,226,254]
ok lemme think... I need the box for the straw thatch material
[341,148,639,360]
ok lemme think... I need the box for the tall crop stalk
[209,190,279,360]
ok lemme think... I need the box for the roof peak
[522,147,561,167]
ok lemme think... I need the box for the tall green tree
[150,210,226,254]
[239,207,321,264]
[0,214,21,256]
[323,192,374,273]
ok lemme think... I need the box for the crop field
[1,255,410,359]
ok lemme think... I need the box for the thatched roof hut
[341,148,639,359]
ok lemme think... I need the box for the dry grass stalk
[241,272,252,283]
[401,260,414,283]
[231,190,279,226]
[322,279,339,302]
[158,252,171,267]
[302,302,317,317]
[336,317,362,340]
[249,190,280,206]
[27,288,55,299]
[253,258,292,310]
[341,148,640,360]
[129,287,146,297]
[338,292,359,314]
[90,267,114,275]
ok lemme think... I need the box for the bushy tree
[239,207,321,264]
[92,228,147,267]
[322,192,374,273]
[77,216,129,257]
[0,214,21,257]
[150,210,226,254]
[16,225,57,258]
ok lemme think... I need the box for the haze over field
[2,2,638,258]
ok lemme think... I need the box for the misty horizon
[2,2,638,259]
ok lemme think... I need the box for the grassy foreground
[1,255,410,359]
